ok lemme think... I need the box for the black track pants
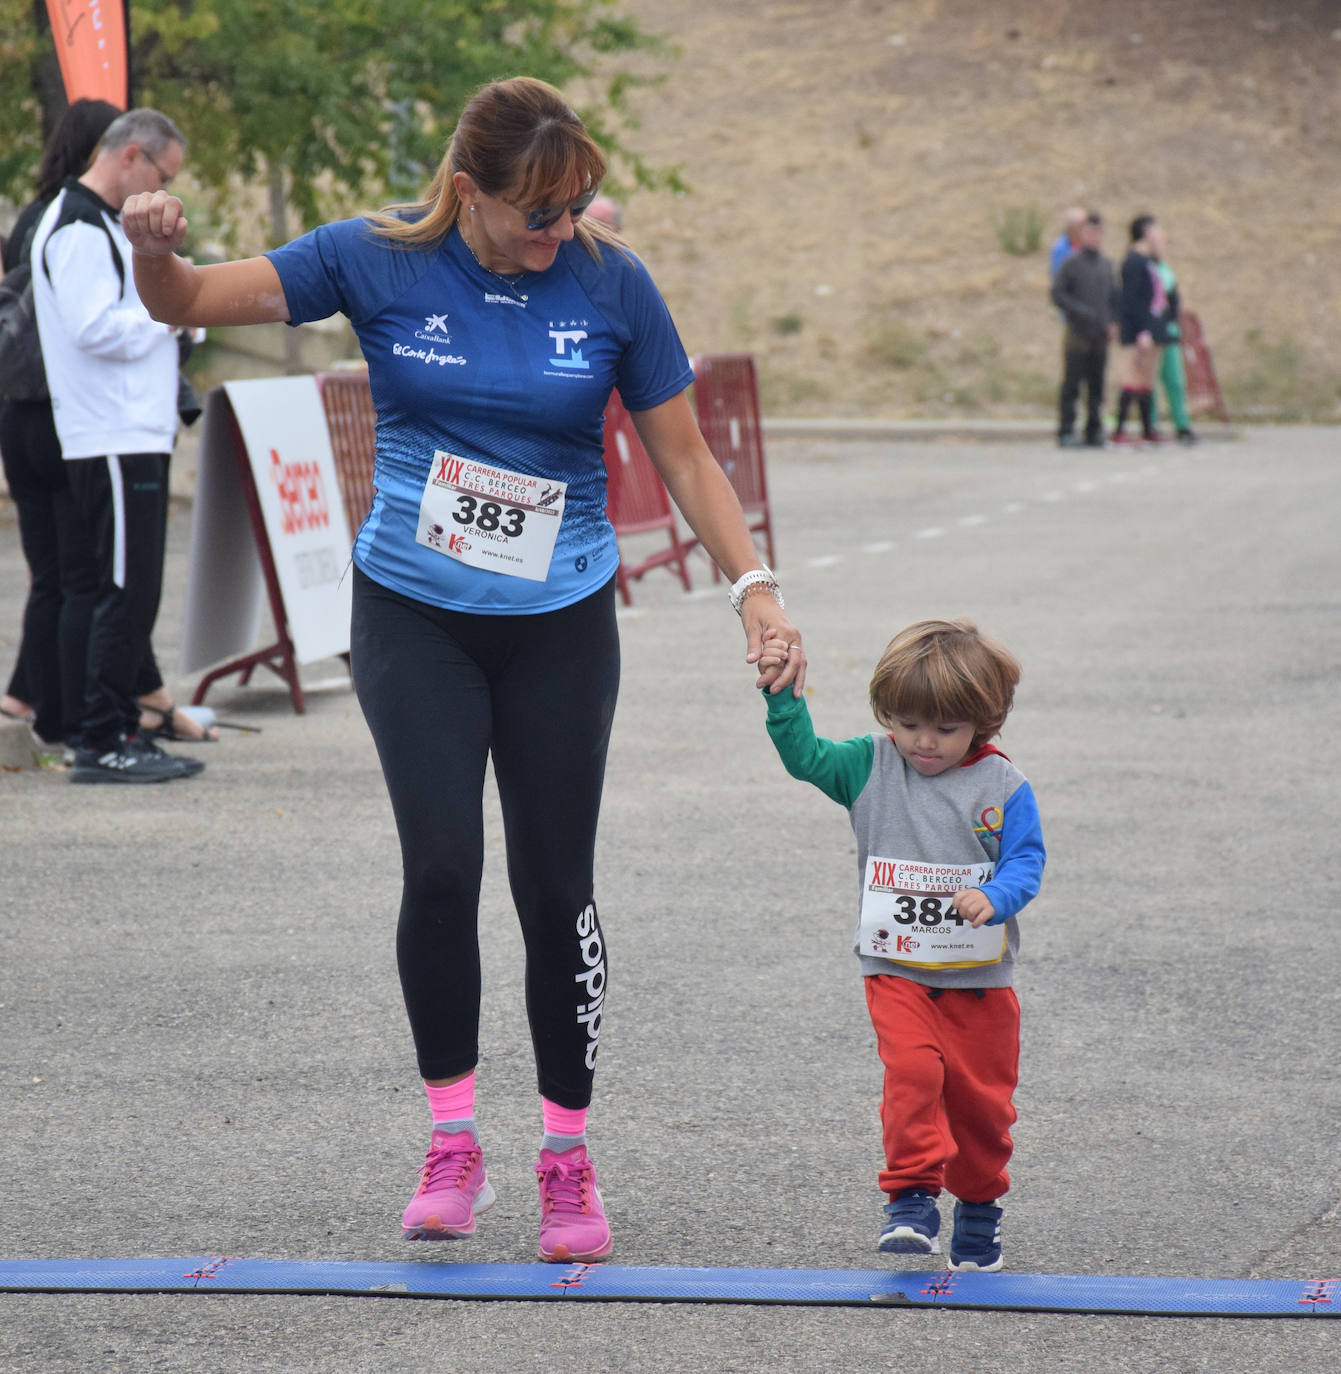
[64,453,169,749]
[351,567,619,1107]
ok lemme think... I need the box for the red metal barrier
[1179,311,1229,422]
[601,390,693,605]
[690,353,775,577]
[315,370,378,534]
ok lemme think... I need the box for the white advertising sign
[229,377,353,664]
[179,387,264,677]
[180,377,354,675]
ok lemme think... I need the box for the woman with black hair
[1111,213,1169,446]
[1,98,122,744]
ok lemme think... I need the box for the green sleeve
[763,689,875,807]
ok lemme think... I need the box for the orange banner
[45,0,130,109]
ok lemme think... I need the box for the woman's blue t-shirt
[266,220,694,614]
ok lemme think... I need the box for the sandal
[139,701,222,744]
[1,700,36,726]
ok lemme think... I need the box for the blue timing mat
[0,1258,1335,1316]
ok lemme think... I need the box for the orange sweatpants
[864,974,1020,1203]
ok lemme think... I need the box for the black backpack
[0,222,45,401]
[0,197,122,403]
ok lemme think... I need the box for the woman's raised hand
[122,190,190,256]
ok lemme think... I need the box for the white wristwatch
[728,566,783,615]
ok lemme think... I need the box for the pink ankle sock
[425,1074,475,1125]
[541,1097,587,1138]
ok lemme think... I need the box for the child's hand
[744,603,806,696]
[953,888,996,928]
[755,634,804,693]
[758,636,791,675]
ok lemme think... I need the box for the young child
[759,618,1045,1271]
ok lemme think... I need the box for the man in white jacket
[32,108,201,783]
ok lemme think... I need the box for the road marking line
[745,450,1179,592]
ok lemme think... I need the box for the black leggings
[351,567,620,1107]
[0,399,100,743]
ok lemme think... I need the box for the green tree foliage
[0,0,57,198]
[0,0,676,242]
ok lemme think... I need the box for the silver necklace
[459,222,529,302]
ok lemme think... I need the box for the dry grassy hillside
[603,0,1341,419]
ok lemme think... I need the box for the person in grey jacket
[1049,211,1116,448]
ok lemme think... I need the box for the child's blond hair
[869,618,1021,747]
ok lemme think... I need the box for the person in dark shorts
[1112,214,1169,445]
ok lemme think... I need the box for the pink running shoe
[401,1129,495,1240]
[535,1144,613,1262]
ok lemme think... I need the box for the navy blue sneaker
[948,1199,1004,1271]
[878,1188,941,1254]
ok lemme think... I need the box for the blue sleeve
[608,251,694,412]
[266,218,427,328]
[978,782,1045,923]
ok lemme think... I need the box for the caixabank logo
[416,311,451,343]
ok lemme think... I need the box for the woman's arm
[630,389,806,695]
[122,190,290,328]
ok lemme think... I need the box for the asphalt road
[1,426,1338,1372]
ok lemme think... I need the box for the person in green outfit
[1152,239,1198,445]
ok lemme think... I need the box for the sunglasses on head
[523,187,600,232]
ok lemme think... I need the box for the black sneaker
[948,1199,1004,1272]
[135,731,205,777]
[70,734,199,784]
[1057,433,1082,449]
[1177,428,1199,445]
